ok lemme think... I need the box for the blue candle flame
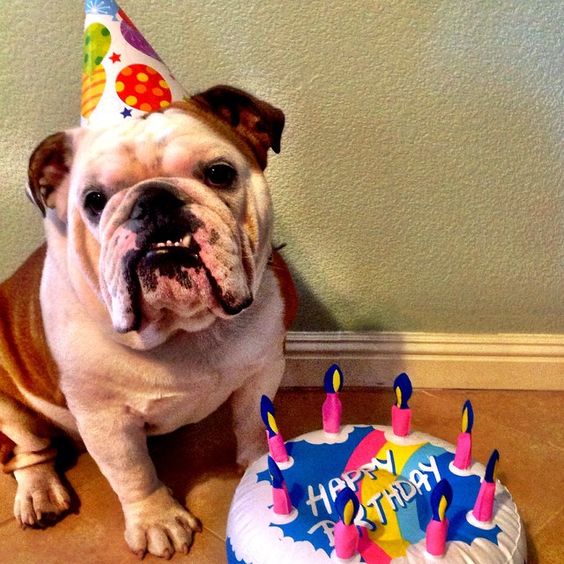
[461,400,474,433]
[484,449,500,483]
[260,395,278,438]
[393,373,412,409]
[267,455,284,488]
[335,486,360,526]
[324,364,344,394]
[430,479,453,522]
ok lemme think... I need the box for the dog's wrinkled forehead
[27,86,284,218]
[75,109,249,187]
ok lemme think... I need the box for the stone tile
[529,509,564,564]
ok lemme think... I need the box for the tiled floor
[0,388,562,563]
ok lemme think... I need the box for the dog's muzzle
[126,182,203,266]
[108,180,253,333]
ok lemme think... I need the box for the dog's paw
[13,463,71,528]
[123,484,202,559]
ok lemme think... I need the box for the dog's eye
[204,162,237,188]
[84,191,108,220]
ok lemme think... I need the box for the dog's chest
[123,362,239,434]
[53,317,272,434]
[42,263,285,434]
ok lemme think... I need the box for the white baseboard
[283,331,564,390]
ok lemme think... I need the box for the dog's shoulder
[0,245,66,408]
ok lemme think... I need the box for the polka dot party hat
[82,0,188,127]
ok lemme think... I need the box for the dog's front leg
[231,355,286,469]
[74,409,200,559]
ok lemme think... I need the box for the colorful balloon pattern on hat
[118,9,162,61]
[82,23,111,119]
[116,64,172,112]
[82,0,187,126]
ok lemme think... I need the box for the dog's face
[27,87,284,348]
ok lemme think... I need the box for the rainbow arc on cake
[230,365,526,563]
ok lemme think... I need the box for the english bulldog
[0,85,297,558]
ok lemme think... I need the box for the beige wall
[0,1,562,333]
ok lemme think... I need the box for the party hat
[82,0,188,127]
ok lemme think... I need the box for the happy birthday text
[305,450,442,542]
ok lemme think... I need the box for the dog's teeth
[166,240,172,245]
[174,242,180,246]
[182,235,191,247]
[157,242,165,247]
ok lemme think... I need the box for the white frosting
[227,425,526,564]
[277,456,295,470]
[228,471,334,564]
[330,550,363,563]
[392,489,526,563]
[300,425,360,445]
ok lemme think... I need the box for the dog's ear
[27,131,75,217]
[191,85,285,169]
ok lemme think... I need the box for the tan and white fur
[0,86,297,559]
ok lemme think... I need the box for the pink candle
[425,479,453,557]
[323,364,344,434]
[473,482,496,522]
[266,431,289,463]
[268,456,292,515]
[426,519,449,556]
[334,487,360,559]
[453,400,474,470]
[392,373,413,437]
[260,395,289,463]
[334,521,359,559]
[472,449,499,522]
[391,404,411,436]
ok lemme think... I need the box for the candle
[334,486,360,560]
[268,456,292,515]
[260,395,289,463]
[453,400,474,470]
[472,449,499,522]
[323,364,344,434]
[426,479,453,557]
[392,373,413,436]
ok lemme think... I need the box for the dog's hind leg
[0,393,71,528]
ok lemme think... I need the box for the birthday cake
[226,368,526,563]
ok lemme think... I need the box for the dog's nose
[130,183,184,223]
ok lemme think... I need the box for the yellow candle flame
[343,498,355,525]
[491,458,498,481]
[267,412,278,434]
[395,386,402,408]
[461,407,468,433]
[438,495,448,521]
[332,369,341,393]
